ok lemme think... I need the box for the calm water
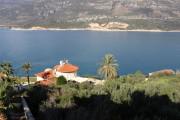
[0,29,180,75]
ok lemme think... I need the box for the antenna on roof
[65,59,69,64]
[59,60,64,66]
[59,59,69,66]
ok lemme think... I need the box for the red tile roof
[157,69,175,75]
[54,63,79,73]
[35,70,54,79]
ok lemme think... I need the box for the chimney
[65,60,69,64]
[60,60,65,66]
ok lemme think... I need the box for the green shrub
[57,93,75,108]
[124,71,146,84]
[60,85,78,96]
[134,77,180,103]
[91,85,107,95]
[26,75,180,120]
[67,81,79,89]
[56,86,77,108]
[0,81,10,100]
[77,89,92,98]
[79,81,94,90]
[104,79,123,94]
[56,76,67,85]
[45,85,78,108]
[111,83,133,103]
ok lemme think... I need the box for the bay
[0,29,180,76]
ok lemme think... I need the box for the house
[53,60,79,79]
[35,68,54,81]
[35,60,79,82]
[35,60,103,86]
[149,69,175,76]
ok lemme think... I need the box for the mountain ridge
[1,0,180,30]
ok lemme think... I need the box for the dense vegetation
[0,62,32,120]
[123,19,180,31]
[1,56,180,120]
[0,75,30,120]
[25,74,180,120]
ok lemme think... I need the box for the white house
[53,60,79,80]
[35,60,104,86]
[35,60,79,82]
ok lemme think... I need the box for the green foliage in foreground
[0,81,10,100]
[56,76,67,85]
[0,80,16,119]
[26,75,180,120]
[0,62,14,79]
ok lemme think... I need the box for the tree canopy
[98,54,119,80]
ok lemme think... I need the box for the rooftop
[35,70,54,79]
[54,63,79,73]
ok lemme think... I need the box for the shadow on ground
[35,90,180,120]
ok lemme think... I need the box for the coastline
[5,27,180,32]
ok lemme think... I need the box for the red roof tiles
[54,63,79,73]
[35,70,54,79]
[35,62,79,85]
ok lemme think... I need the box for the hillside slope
[0,0,180,30]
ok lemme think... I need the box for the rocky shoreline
[9,27,180,32]
[1,21,180,32]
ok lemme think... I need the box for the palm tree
[22,63,32,85]
[0,62,14,80]
[98,54,119,80]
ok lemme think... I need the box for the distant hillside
[0,0,180,30]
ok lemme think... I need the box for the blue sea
[0,29,180,76]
